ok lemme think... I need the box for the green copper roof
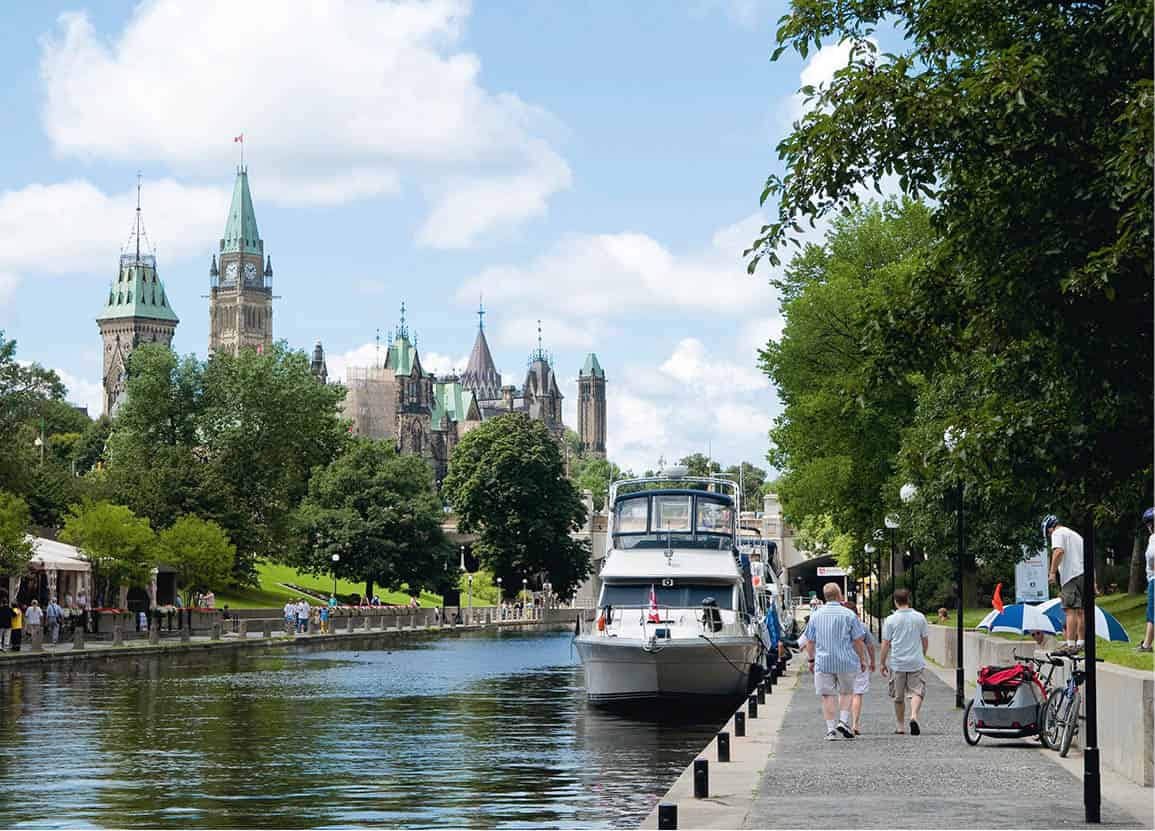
[97,256,179,323]
[220,168,262,255]
[581,353,604,378]
[387,333,420,376]
[432,380,476,428]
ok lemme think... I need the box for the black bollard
[717,731,730,763]
[777,657,787,675]
[657,803,678,830]
[734,711,746,737]
[748,694,758,719]
[765,676,773,696]
[769,665,778,685]
[692,759,708,799]
[756,682,765,704]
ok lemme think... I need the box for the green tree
[726,462,768,504]
[157,516,236,606]
[293,439,451,600]
[71,416,112,476]
[444,413,590,600]
[0,491,34,579]
[60,501,157,606]
[572,456,622,511]
[751,0,1153,576]
[0,332,68,497]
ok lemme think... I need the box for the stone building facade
[208,167,273,356]
[96,188,179,416]
[577,353,606,458]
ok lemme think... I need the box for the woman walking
[843,600,876,735]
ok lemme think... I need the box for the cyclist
[1138,507,1154,653]
[1043,515,1085,654]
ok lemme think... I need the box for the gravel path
[745,666,1145,828]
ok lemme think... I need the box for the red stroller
[963,655,1056,745]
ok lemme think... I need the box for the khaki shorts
[887,669,926,701]
[1061,578,1082,610]
[814,671,856,696]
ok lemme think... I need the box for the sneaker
[836,721,854,739]
[909,719,921,736]
[824,729,839,741]
[1135,645,1153,653]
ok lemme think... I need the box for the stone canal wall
[926,624,1154,788]
[0,608,594,670]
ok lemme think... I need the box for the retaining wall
[927,624,1153,787]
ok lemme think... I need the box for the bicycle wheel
[1040,691,1065,750]
[963,698,982,745]
[1059,687,1081,758]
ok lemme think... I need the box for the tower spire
[375,327,381,369]
[478,295,485,331]
[135,172,142,263]
[398,301,408,340]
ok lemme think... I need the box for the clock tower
[209,166,273,355]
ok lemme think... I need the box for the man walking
[24,600,43,646]
[802,583,868,740]
[45,597,62,645]
[879,588,929,735]
[1043,515,1085,653]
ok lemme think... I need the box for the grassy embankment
[944,592,1152,671]
[214,561,442,609]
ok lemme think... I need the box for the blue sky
[0,0,861,474]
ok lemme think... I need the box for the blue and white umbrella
[976,603,1059,635]
[1038,597,1130,642]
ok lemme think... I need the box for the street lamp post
[863,543,876,634]
[872,528,884,638]
[330,553,340,599]
[467,573,473,623]
[944,426,966,709]
[496,577,503,610]
[884,514,900,597]
[522,578,528,618]
[900,484,918,609]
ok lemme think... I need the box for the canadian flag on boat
[648,584,661,623]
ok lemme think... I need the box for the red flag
[992,582,1005,613]
[648,584,661,623]
[234,134,244,143]
[256,342,263,354]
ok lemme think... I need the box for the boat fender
[597,614,606,631]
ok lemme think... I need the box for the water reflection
[0,630,726,829]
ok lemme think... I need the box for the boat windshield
[599,582,735,610]
[612,491,734,550]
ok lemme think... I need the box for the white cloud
[659,338,767,395]
[421,351,470,377]
[776,38,877,134]
[457,213,778,339]
[0,179,226,310]
[55,367,103,417]
[40,0,570,245]
[322,340,467,383]
[736,315,785,357]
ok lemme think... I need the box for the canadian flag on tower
[648,584,661,623]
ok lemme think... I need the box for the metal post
[657,803,678,830]
[756,683,765,704]
[692,759,708,799]
[890,527,896,589]
[1083,512,1101,824]
[955,482,965,709]
[717,731,730,763]
[911,554,917,611]
[747,694,758,719]
[734,711,746,737]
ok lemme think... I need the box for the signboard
[816,566,848,577]
[1015,547,1049,603]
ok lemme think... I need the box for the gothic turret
[208,166,273,355]
[523,321,563,437]
[311,341,328,384]
[96,178,179,416]
[578,353,607,458]
[460,301,502,403]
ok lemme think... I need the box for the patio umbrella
[1038,597,1130,642]
[975,603,1059,635]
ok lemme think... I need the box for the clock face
[223,261,238,285]
[244,262,260,286]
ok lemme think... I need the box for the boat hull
[576,635,761,703]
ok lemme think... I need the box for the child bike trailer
[963,663,1046,745]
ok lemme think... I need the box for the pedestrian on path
[24,600,42,645]
[802,583,868,741]
[9,602,23,652]
[1138,507,1154,653]
[45,598,62,644]
[283,600,296,634]
[842,601,875,735]
[879,588,929,735]
[0,601,12,651]
[319,604,330,634]
[1043,515,1085,654]
[296,598,310,634]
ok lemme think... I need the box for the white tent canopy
[24,536,91,573]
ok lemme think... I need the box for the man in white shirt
[1044,515,1085,653]
[879,588,929,735]
[1138,508,1154,653]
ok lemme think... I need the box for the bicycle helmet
[1144,507,1155,524]
[1041,514,1060,541]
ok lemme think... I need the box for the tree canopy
[157,516,236,606]
[0,491,34,578]
[60,501,157,606]
[444,413,590,600]
[292,438,452,601]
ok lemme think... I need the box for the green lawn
[937,593,1152,671]
[214,561,442,610]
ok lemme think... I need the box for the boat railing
[580,606,747,638]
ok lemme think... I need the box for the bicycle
[1039,651,1103,757]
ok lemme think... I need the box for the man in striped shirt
[803,583,869,740]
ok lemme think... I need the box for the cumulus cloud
[40,0,570,246]
[0,179,226,313]
[457,213,778,348]
[55,367,104,417]
[323,340,467,383]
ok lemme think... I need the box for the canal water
[0,629,729,828]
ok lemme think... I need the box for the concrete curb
[640,670,799,830]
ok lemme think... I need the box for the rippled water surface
[0,629,728,828]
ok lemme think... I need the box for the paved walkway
[745,667,1149,829]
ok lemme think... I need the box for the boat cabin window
[612,491,735,550]
[653,495,691,531]
[599,582,735,610]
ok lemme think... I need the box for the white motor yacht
[575,470,764,703]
